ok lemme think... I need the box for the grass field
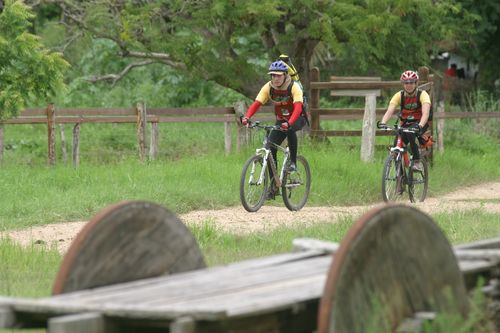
[0,116,499,332]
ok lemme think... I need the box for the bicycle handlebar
[246,120,282,131]
[377,122,419,134]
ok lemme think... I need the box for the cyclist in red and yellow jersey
[241,60,307,197]
[379,70,431,172]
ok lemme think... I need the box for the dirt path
[2,182,499,254]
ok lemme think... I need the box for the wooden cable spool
[52,201,206,294]
[318,204,469,333]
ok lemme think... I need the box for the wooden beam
[170,316,196,333]
[292,238,340,254]
[0,306,16,328]
[48,312,110,333]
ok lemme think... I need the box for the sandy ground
[2,182,499,254]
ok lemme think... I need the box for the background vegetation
[0,1,499,332]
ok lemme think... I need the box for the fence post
[60,124,67,164]
[0,125,3,163]
[234,101,248,151]
[309,67,320,136]
[72,123,81,167]
[224,121,232,155]
[46,103,56,166]
[149,118,159,160]
[437,101,445,152]
[361,93,377,162]
[136,101,147,161]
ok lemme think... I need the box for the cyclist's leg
[402,131,420,161]
[287,116,306,165]
[267,125,287,192]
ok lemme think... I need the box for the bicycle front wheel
[282,156,311,211]
[408,162,429,202]
[240,155,268,212]
[381,154,406,203]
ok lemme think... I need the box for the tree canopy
[36,0,481,100]
[0,0,69,118]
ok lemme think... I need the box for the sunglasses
[402,81,417,84]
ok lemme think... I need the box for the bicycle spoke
[282,156,311,211]
[382,155,406,202]
[240,155,267,212]
[409,162,429,203]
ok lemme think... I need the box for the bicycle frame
[250,127,290,189]
[240,119,312,212]
[379,122,429,203]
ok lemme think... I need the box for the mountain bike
[377,123,429,203]
[239,120,311,212]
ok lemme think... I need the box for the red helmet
[400,70,419,82]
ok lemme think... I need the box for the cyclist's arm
[288,102,303,125]
[287,82,304,125]
[245,83,271,118]
[418,91,432,128]
[381,92,401,124]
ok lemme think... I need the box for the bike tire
[240,155,268,212]
[381,154,406,203]
[282,156,311,211]
[408,161,429,203]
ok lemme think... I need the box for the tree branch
[86,60,156,86]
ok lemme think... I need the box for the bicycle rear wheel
[409,161,429,202]
[282,156,311,211]
[381,154,406,203]
[240,155,268,212]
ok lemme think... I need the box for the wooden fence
[1,72,500,165]
[0,102,238,166]
[308,66,500,161]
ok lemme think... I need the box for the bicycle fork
[249,148,281,188]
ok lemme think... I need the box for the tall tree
[454,0,500,89]
[0,0,69,118]
[42,0,472,99]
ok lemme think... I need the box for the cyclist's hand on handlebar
[377,121,389,130]
[241,117,249,127]
[280,121,289,131]
[408,123,422,134]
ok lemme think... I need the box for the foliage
[0,0,69,119]
[455,0,500,89]
[31,0,477,102]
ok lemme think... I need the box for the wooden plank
[156,116,234,123]
[455,237,500,250]
[330,89,381,97]
[48,312,109,333]
[312,108,386,115]
[330,76,381,81]
[454,249,500,261]
[0,117,48,124]
[0,305,16,328]
[292,238,340,254]
[55,108,136,116]
[7,256,331,322]
[148,107,234,116]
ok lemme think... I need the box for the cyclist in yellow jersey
[379,70,431,172]
[241,60,307,198]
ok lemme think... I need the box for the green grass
[0,118,498,331]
